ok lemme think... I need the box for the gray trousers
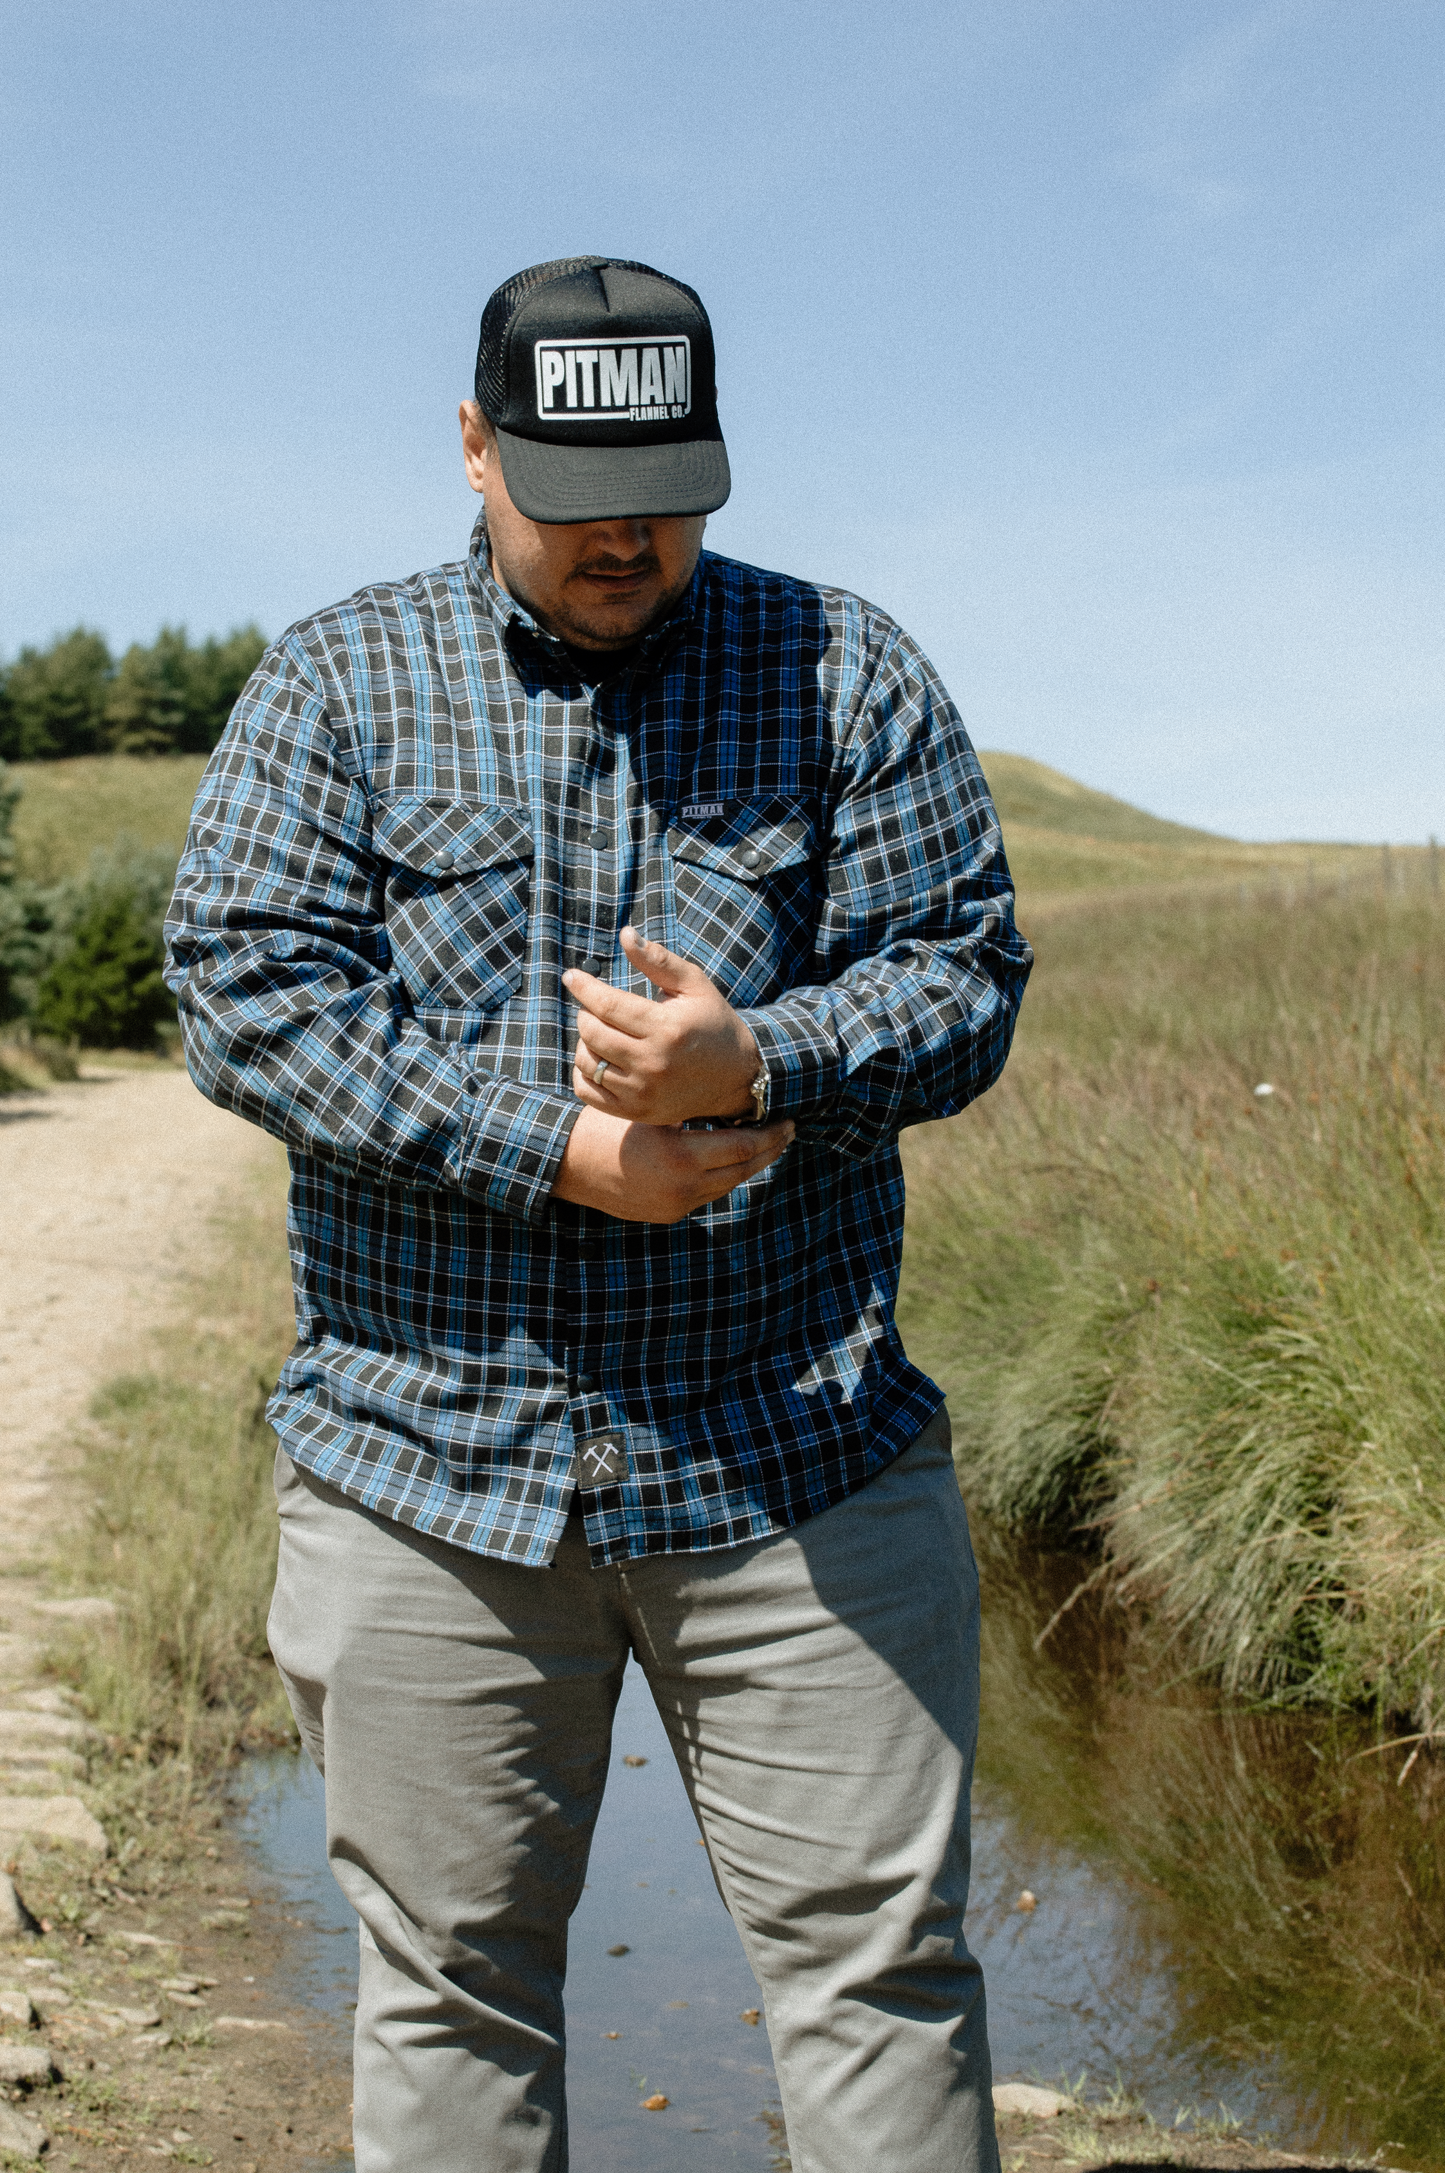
[268,1411,998,2173]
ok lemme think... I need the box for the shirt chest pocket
[667,798,817,1007]
[373,796,533,1014]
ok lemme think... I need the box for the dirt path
[0,1066,359,2168]
[0,1066,278,1805]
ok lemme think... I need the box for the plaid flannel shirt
[165,514,1031,1567]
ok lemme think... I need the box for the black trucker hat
[474,256,731,524]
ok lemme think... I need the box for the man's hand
[552,1106,794,1224]
[564,927,760,1126]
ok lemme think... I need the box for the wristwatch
[747,1064,769,1126]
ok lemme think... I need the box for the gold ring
[593,1059,609,1086]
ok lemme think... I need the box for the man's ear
[459,401,491,496]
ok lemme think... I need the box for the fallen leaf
[740,2008,760,2025]
[603,2031,622,2040]
[1015,1890,1037,1913]
[607,1944,631,1957]
[697,1837,708,1847]
[622,1754,648,1767]
[642,2093,669,2111]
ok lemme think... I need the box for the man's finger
[679,1120,793,1170]
[562,967,655,1037]
[620,925,711,997]
[573,1016,643,1074]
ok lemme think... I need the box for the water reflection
[970,1518,1445,2171]
[236,1530,1445,2173]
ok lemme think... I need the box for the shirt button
[582,956,604,976]
[431,849,455,873]
[586,828,607,848]
[739,847,762,871]
[576,1372,597,1391]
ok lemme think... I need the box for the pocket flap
[374,797,534,878]
[668,797,813,883]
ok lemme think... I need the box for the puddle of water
[971,1521,1445,2172]
[238,1662,781,2172]
[238,1537,1445,2173]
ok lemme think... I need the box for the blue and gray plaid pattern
[166,514,1031,1566]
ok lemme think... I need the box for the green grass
[7,751,208,882]
[48,1150,298,1835]
[900,874,1445,1726]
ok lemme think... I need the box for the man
[167,255,1030,2173]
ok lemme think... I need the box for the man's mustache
[573,554,660,578]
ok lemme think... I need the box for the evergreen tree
[104,630,191,754]
[0,621,266,761]
[0,630,112,759]
[177,624,267,751]
[30,884,173,1047]
[0,758,17,885]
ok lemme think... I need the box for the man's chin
[556,598,669,652]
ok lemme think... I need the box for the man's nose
[586,519,651,556]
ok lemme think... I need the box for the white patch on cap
[534,337,690,424]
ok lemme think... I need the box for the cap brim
[494,429,730,524]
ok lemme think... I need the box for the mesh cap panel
[474,256,705,418]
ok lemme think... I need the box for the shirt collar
[465,509,703,680]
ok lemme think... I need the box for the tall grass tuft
[900,883,1445,1724]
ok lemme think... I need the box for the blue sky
[3,0,1442,839]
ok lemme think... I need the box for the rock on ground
[0,2100,49,2161]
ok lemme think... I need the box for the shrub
[30,882,173,1047]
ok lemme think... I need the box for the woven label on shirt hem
[578,1433,627,1484]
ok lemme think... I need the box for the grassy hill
[976,749,1387,902]
[978,750,1218,846]
[8,753,209,884]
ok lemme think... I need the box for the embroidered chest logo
[681,802,726,821]
[534,337,691,424]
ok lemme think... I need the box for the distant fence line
[1023,840,1443,925]
[1236,837,1442,910]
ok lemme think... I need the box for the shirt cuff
[457,1080,584,1224]
[742,1003,842,1121]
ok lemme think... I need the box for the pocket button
[431,849,455,873]
[739,847,762,870]
[586,828,607,849]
